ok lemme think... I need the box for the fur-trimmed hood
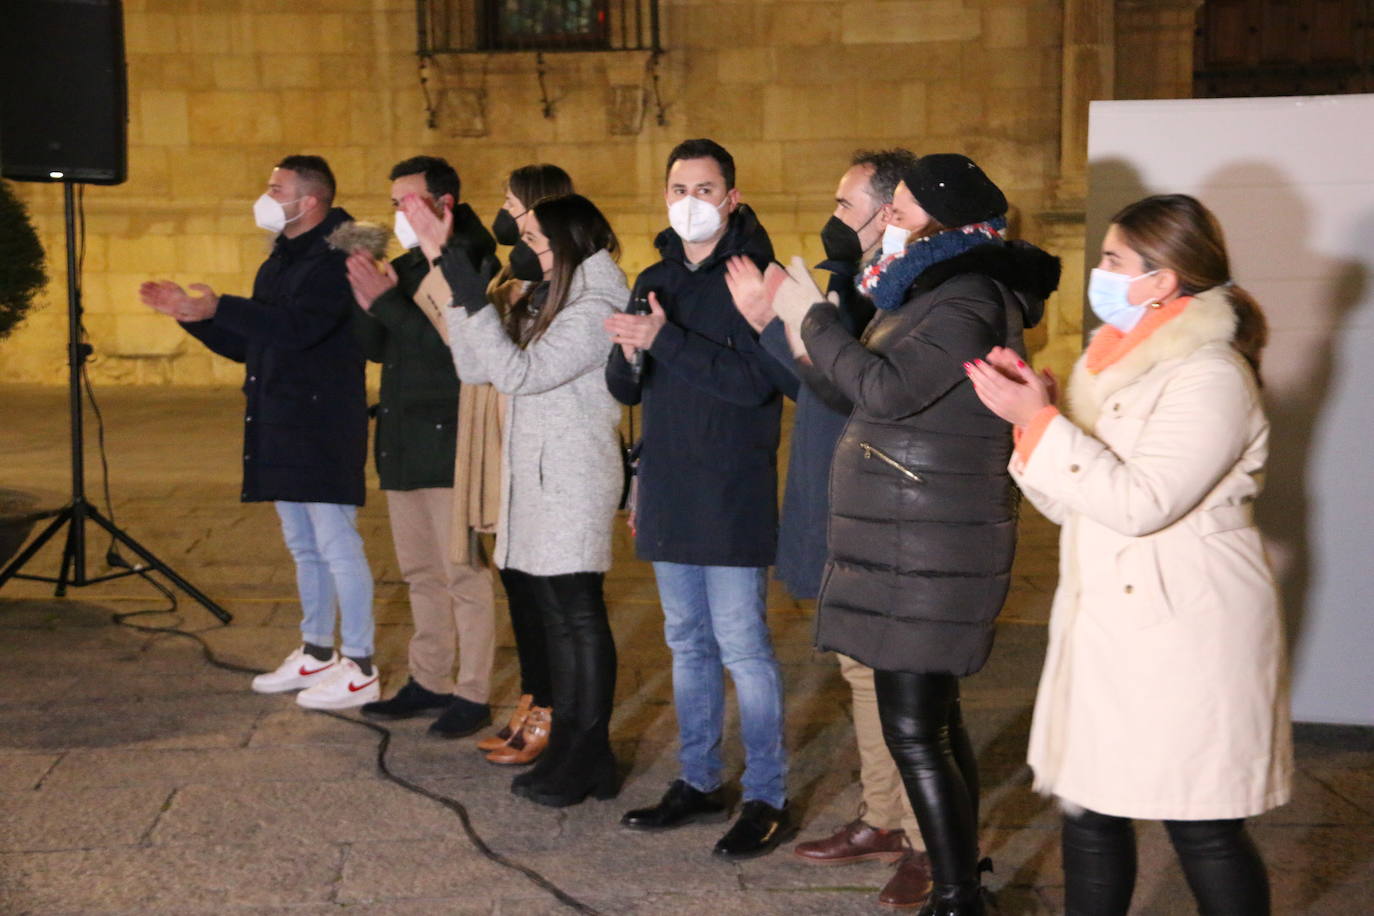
[1067,286,1238,429]
[911,240,1060,329]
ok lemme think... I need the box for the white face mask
[1087,268,1160,332]
[253,193,306,233]
[881,223,911,256]
[393,211,420,250]
[668,195,729,244]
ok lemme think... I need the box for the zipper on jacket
[859,442,924,484]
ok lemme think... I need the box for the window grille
[418,0,660,54]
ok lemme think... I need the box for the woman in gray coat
[413,193,628,808]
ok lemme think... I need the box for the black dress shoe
[360,678,452,720]
[427,695,492,739]
[712,800,796,860]
[620,779,729,831]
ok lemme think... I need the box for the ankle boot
[524,741,618,808]
[477,694,533,752]
[916,881,986,916]
[485,706,551,766]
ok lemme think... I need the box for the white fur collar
[1066,287,1237,429]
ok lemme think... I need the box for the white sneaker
[251,647,339,694]
[296,657,381,710]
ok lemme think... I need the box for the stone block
[553,86,613,144]
[123,12,179,55]
[764,2,844,45]
[138,89,191,146]
[169,148,257,202]
[842,0,983,45]
[0,784,171,852]
[186,91,286,147]
[984,5,1031,49]
[176,235,243,275]
[210,56,260,91]
[716,47,777,84]
[259,55,321,90]
[252,14,347,55]
[177,12,238,55]
[107,236,180,274]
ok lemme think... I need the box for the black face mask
[508,241,546,282]
[820,215,864,264]
[492,208,522,247]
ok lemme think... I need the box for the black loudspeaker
[0,0,128,185]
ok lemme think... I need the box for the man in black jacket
[605,139,797,859]
[345,156,498,739]
[139,155,377,710]
[728,150,934,907]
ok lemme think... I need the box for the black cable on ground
[111,575,602,915]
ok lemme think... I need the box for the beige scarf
[413,268,505,565]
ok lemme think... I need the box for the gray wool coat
[444,249,628,576]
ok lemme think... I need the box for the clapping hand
[604,291,667,357]
[964,346,1057,426]
[770,256,834,330]
[138,280,219,322]
[346,250,398,311]
[724,256,775,332]
[400,194,452,262]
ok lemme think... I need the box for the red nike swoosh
[298,663,335,676]
[348,677,379,693]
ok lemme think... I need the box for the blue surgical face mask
[1087,267,1159,332]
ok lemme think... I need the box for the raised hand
[771,255,828,330]
[604,291,667,354]
[725,255,774,332]
[139,280,218,322]
[400,194,452,262]
[964,352,1054,426]
[346,250,397,311]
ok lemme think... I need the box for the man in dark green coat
[346,156,499,739]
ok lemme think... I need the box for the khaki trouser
[838,653,924,849]
[385,487,495,703]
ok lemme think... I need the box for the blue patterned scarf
[857,218,1008,311]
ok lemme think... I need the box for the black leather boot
[916,880,986,915]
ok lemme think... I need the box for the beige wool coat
[1012,287,1292,821]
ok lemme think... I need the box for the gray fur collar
[1066,287,1237,429]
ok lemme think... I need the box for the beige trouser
[385,487,496,703]
[838,653,925,850]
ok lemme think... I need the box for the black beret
[901,154,1008,228]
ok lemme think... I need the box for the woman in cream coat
[409,191,627,809]
[967,194,1290,915]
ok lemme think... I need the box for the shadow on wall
[1192,163,1366,708]
[1082,157,1156,342]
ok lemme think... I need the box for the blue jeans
[275,501,375,658]
[652,562,786,808]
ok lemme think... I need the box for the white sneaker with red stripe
[296,657,381,710]
[251,648,338,694]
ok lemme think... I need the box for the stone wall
[1,0,1070,385]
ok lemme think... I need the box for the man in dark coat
[727,149,935,907]
[139,154,378,711]
[345,156,499,739]
[604,139,798,860]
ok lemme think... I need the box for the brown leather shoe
[484,705,551,765]
[477,694,533,752]
[878,850,932,909]
[793,818,908,865]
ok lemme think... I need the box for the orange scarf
[1084,296,1193,374]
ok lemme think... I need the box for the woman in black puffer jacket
[772,155,1059,915]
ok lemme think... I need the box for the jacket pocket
[858,442,924,484]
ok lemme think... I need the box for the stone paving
[0,383,1371,915]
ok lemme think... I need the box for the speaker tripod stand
[0,182,231,623]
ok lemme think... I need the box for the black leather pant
[874,671,981,889]
[1062,807,1271,915]
[501,568,617,757]
[498,567,553,708]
